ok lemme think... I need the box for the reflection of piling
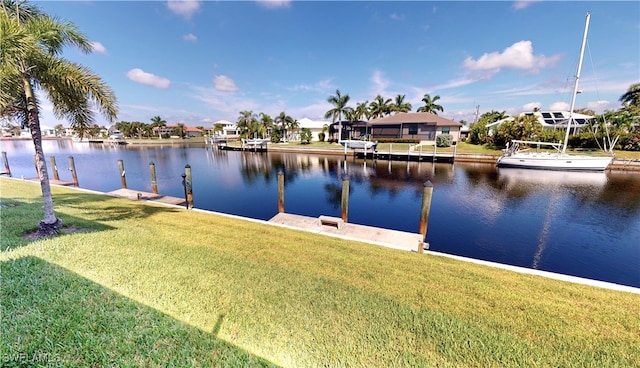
[278,170,284,213]
[418,180,433,253]
[68,156,78,186]
[149,162,158,194]
[341,175,350,223]
[50,156,59,180]
[117,159,127,189]
[2,151,12,177]
[185,164,193,209]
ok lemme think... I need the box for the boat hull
[496,153,612,171]
[339,140,378,150]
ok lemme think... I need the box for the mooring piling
[149,162,158,194]
[418,180,434,253]
[278,170,285,213]
[184,164,193,209]
[50,156,59,181]
[341,174,350,223]
[117,159,127,189]
[1,151,12,177]
[68,156,78,186]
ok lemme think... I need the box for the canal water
[2,139,639,288]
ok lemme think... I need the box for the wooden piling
[117,159,127,189]
[185,164,193,209]
[278,170,285,213]
[418,180,434,253]
[50,156,59,181]
[149,162,158,194]
[341,175,350,223]
[68,156,79,186]
[1,151,11,177]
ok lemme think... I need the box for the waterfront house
[367,112,463,144]
[297,118,330,141]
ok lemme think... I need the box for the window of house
[408,125,418,135]
[441,127,450,134]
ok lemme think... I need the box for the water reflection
[1,139,639,287]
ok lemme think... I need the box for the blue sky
[34,1,639,128]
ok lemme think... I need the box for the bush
[436,134,453,147]
[300,128,312,144]
[318,132,325,142]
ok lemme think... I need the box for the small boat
[496,12,613,172]
[339,139,378,150]
[241,138,269,147]
[108,132,127,144]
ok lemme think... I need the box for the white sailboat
[496,12,613,172]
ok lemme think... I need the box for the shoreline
[3,136,639,171]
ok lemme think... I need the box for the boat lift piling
[50,156,60,181]
[341,175,350,223]
[68,156,79,186]
[278,171,285,213]
[184,164,193,209]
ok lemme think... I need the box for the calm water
[2,139,639,288]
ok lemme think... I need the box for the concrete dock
[107,188,186,206]
[269,212,425,252]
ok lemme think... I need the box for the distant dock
[107,188,186,206]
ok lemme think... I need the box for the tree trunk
[24,77,62,237]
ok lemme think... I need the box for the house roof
[298,117,330,129]
[368,112,462,127]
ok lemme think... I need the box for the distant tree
[213,123,224,135]
[237,110,257,138]
[491,115,542,148]
[416,93,444,115]
[300,128,312,144]
[368,95,392,119]
[619,83,640,109]
[468,111,506,145]
[354,101,370,121]
[54,124,64,136]
[173,123,186,139]
[274,112,293,141]
[0,0,117,236]
[324,89,353,140]
[391,94,412,114]
[259,112,273,137]
[150,115,166,139]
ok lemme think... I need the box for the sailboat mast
[562,12,590,154]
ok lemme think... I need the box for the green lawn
[1,178,638,367]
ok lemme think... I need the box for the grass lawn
[1,178,638,367]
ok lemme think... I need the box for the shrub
[436,134,453,147]
[318,132,325,142]
[300,128,312,144]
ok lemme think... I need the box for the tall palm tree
[619,83,640,110]
[259,112,273,137]
[416,93,444,115]
[368,95,392,119]
[391,94,412,114]
[324,89,353,140]
[150,115,166,139]
[237,110,256,138]
[0,1,117,236]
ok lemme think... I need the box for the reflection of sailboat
[498,168,608,187]
[496,12,613,172]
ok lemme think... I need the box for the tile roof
[368,112,462,127]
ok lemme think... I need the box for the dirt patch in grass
[22,225,90,240]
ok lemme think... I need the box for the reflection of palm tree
[1,2,117,235]
[416,93,444,115]
[324,90,353,140]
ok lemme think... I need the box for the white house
[297,117,330,141]
[212,120,239,137]
[19,124,57,137]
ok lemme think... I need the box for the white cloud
[390,13,405,21]
[183,33,197,42]
[167,0,201,19]
[513,1,541,11]
[213,75,239,92]
[522,102,542,111]
[126,68,171,89]
[463,40,561,74]
[549,101,570,111]
[91,41,107,54]
[291,78,334,93]
[370,70,390,96]
[256,0,291,9]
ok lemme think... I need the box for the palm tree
[259,112,273,137]
[150,115,166,139]
[324,89,353,140]
[391,94,412,114]
[0,1,117,236]
[368,95,392,119]
[416,93,444,115]
[354,101,370,121]
[274,111,294,142]
[237,110,257,138]
[619,83,640,117]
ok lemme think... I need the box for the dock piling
[50,156,59,181]
[278,170,285,213]
[149,162,158,194]
[117,159,127,189]
[341,175,350,223]
[2,151,11,177]
[68,156,78,186]
[185,164,193,209]
[418,180,434,253]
